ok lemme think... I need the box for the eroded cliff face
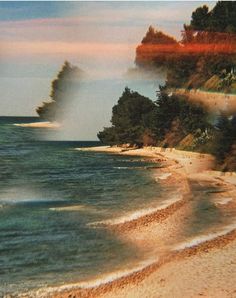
[221,144,236,172]
[172,88,236,116]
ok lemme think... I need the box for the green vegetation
[98,88,156,146]
[98,85,235,170]
[187,2,236,33]
[136,2,236,93]
[98,87,211,150]
[99,1,236,171]
[36,61,83,120]
[213,115,236,171]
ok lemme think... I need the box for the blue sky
[0,1,216,139]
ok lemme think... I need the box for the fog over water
[47,75,164,141]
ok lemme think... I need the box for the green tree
[190,5,210,31]
[98,88,157,146]
[153,88,210,141]
[214,114,236,162]
[36,61,83,120]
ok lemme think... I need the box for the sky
[0,1,216,139]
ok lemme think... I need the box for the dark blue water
[0,117,164,296]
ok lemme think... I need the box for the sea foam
[155,172,172,181]
[173,222,236,251]
[49,205,85,211]
[214,197,233,206]
[25,257,157,297]
[89,194,182,227]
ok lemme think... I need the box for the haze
[0,1,215,140]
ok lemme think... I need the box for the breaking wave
[89,194,183,227]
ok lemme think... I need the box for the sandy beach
[19,146,236,298]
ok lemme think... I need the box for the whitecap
[49,205,85,211]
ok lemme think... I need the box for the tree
[36,61,83,121]
[98,88,157,146]
[214,114,236,162]
[141,26,178,45]
[153,88,210,142]
[136,2,236,92]
[191,5,210,31]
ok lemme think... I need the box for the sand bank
[14,121,61,129]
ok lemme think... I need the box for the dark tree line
[136,1,236,92]
[36,61,83,120]
[98,87,235,170]
[97,88,156,146]
[98,87,210,148]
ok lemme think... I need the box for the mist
[45,74,164,141]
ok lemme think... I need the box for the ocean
[0,117,164,296]
[0,117,235,296]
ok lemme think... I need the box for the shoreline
[19,145,236,298]
[19,228,236,298]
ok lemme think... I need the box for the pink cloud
[2,40,136,61]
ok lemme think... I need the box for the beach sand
[19,146,236,298]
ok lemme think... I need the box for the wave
[74,258,157,289]
[24,257,157,297]
[113,166,160,170]
[89,194,182,227]
[49,205,85,211]
[155,172,172,181]
[173,221,236,251]
[214,197,233,206]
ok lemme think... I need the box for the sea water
[0,117,235,296]
[0,117,164,296]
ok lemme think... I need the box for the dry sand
[19,146,236,298]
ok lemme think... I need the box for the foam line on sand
[19,258,157,298]
[173,222,236,251]
[89,195,183,227]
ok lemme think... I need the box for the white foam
[23,258,157,297]
[49,205,85,211]
[173,222,236,251]
[89,195,182,227]
[113,166,129,170]
[155,172,172,181]
[76,258,156,288]
[214,197,233,206]
[113,166,149,170]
